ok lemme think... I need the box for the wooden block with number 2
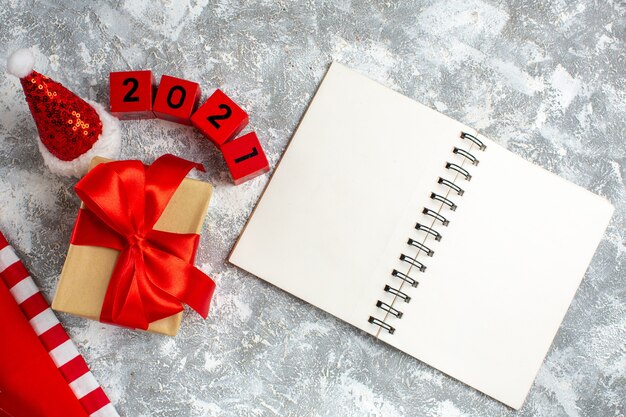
[221,132,269,185]
[191,89,249,147]
[109,70,156,120]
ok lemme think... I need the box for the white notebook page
[229,63,614,409]
[230,62,475,333]
[378,135,613,409]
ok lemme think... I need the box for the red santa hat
[7,48,121,177]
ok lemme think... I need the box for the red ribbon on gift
[70,154,215,330]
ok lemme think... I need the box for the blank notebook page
[230,62,474,332]
[379,135,614,409]
[229,62,614,409]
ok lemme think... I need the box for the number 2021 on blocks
[109,70,268,185]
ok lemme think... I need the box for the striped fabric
[0,231,120,417]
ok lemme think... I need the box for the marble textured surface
[0,1,624,416]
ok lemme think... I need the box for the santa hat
[7,48,121,177]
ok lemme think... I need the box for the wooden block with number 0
[109,70,156,119]
[191,89,249,147]
[153,75,201,125]
[221,132,269,185]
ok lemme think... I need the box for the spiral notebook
[229,63,614,409]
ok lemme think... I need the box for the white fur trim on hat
[37,100,121,178]
[7,48,35,78]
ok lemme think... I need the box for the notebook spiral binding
[368,131,486,335]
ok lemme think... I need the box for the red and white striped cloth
[0,231,119,417]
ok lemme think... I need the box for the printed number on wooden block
[109,70,156,120]
[153,75,201,125]
[221,132,269,185]
[191,89,249,147]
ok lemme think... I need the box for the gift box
[52,155,215,336]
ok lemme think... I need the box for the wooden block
[153,75,201,125]
[221,132,269,185]
[191,89,249,146]
[109,70,156,120]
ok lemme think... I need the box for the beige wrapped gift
[52,157,213,336]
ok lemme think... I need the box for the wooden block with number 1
[153,75,201,125]
[109,70,156,119]
[191,89,249,147]
[221,132,269,185]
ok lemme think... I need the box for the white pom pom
[7,48,35,78]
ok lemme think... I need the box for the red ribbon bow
[70,154,215,330]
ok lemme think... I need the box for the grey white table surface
[0,1,624,416]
